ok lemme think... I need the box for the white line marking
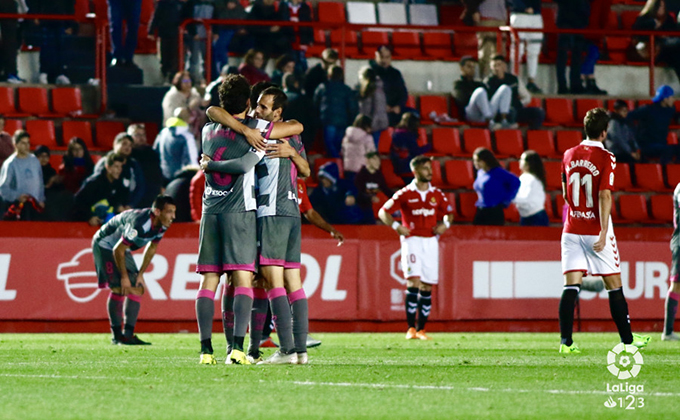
[0,373,144,381]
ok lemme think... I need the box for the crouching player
[92,195,176,345]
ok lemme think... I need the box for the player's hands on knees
[136,274,146,292]
[396,225,411,236]
[199,154,212,171]
[121,277,133,296]
[593,233,607,253]
[245,127,267,151]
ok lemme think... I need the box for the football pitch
[1,333,678,420]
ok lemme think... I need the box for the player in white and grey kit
[663,183,680,341]
[92,195,176,345]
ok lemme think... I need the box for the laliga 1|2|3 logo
[603,343,645,410]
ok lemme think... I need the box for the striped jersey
[201,118,271,214]
[255,135,306,218]
[93,208,167,251]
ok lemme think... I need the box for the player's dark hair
[522,150,546,189]
[409,155,431,171]
[105,152,126,167]
[260,87,288,113]
[352,114,373,132]
[219,74,252,115]
[396,112,419,132]
[583,107,610,140]
[473,147,500,170]
[152,195,175,210]
[12,129,29,145]
[613,100,629,110]
[114,132,133,146]
[250,81,277,110]
[328,65,344,82]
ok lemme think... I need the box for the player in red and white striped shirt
[379,156,454,340]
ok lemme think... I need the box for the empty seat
[618,194,649,223]
[381,159,406,188]
[48,154,63,170]
[667,164,680,188]
[347,2,376,24]
[494,129,524,158]
[526,130,558,158]
[51,87,83,117]
[409,4,438,26]
[422,32,453,59]
[507,160,520,176]
[650,194,673,223]
[392,32,422,58]
[25,120,58,148]
[62,120,95,149]
[330,29,359,56]
[504,204,520,223]
[620,10,639,29]
[18,87,53,116]
[575,99,604,121]
[543,160,563,190]
[615,163,633,191]
[361,30,389,55]
[307,29,328,56]
[453,32,478,57]
[430,159,445,187]
[457,191,478,221]
[419,95,448,124]
[95,120,127,149]
[377,3,407,25]
[378,127,394,154]
[431,128,463,156]
[4,119,22,136]
[318,2,346,23]
[546,196,560,223]
[417,128,428,147]
[463,128,492,153]
[556,194,566,222]
[545,98,575,126]
[556,131,582,154]
[0,87,26,117]
[634,163,664,191]
[444,159,475,189]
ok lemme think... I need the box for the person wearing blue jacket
[627,85,680,163]
[472,147,520,225]
[313,66,359,158]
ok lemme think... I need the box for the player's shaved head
[218,74,251,115]
[583,108,610,140]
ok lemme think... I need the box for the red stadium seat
[504,204,520,223]
[452,32,477,57]
[545,98,575,126]
[406,94,416,109]
[439,5,464,26]
[430,159,445,187]
[546,196,560,223]
[95,120,127,150]
[51,87,83,117]
[62,120,95,149]
[634,163,664,191]
[463,128,492,154]
[457,191,478,221]
[556,130,582,155]
[668,132,678,145]
[494,129,524,158]
[543,160,562,191]
[307,29,327,56]
[18,87,54,117]
[372,191,389,220]
[392,32,422,58]
[143,122,159,144]
[48,154,63,170]
[507,160,520,176]
[615,163,633,191]
[637,99,653,108]
[555,194,566,223]
[620,10,639,29]
[527,97,542,109]
[378,128,394,154]
[618,194,649,223]
[445,191,456,215]
[136,24,157,54]
[318,2,346,23]
[419,95,448,124]
[666,164,680,188]
[575,99,604,121]
[444,159,475,189]
[423,32,453,59]
[361,31,389,55]
[526,130,558,158]
[0,87,27,117]
[381,159,406,189]
[650,194,673,223]
[330,29,359,57]
[4,119,22,136]
[25,120,58,149]
[431,128,463,156]
[313,158,344,180]
[417,128,428,147]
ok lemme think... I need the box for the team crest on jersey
[127,228,138,239]
[430,197,437,206]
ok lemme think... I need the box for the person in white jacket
[513,150,549,226]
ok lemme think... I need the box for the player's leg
[601,274,638,346]
[120,253,149,345]
[247,275,269,363]
[415,281,432,340]
[260,266,297,364]
[93,241,125,344]
[663,247,680,341]
[228,270,254,364]
[284,268,309,364]
[221,275,234,357]
[401,236,422,339]
[559,233,587,352]
[415,236,439,340]
[196,214,222,364]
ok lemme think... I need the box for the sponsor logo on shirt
[412,208,435,216]
[570,210,596,220]
[204,186,231,197]
[408,199,419,203]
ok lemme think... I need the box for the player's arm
[433,213,454,236]
[112,238,133,295]
[200,151,264,174]
[206,106,267,151]
[594,189,612,252]
[266,140,311,177]
[135,242,158,291]
[303,208,345,246]
[378,202,410,236]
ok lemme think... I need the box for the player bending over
[379,155,454,340]
[663,182,680,341]
[558,108,650,353]
[92,195,176,345]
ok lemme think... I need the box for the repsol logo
[412,208,435,216]
[204,186,231,197]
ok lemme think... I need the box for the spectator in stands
[453,56,514,130]
[513,150,549,226]
[35,144,74,221]
[370,46,409,127]
[162,71,203,126]
[154,107,199,182]
[108,0,143,68]
[184,0,214,82]
[272,54,296,86]
[605,100,641,164]
[0,115,13,168]
[304,48,338,99]
[309,161,363,224]
[462,0,508,79]
[164,165,198,222]
[238,49,271,86]
[73,153,129,226]
[128,124,164,207]
[205,65,230,108]
[313,65,358,158]
[632,0,680,82]
[34,145,60,191]
[148,0,189,84]
[390,112,431,184]
[0,130,45,220]
[579,0,610,95]
[59,137,95,194]
[93,133,146,208]
[247,0,292,59]
[357,66,389,147]
[282,73,317,152]
[509,0,543,94]
[281,0,313,73]
[341,114,376,182]
[29,0,75,84]
[472,147,520,226]
[0,0,22,83]
[554,0,590,94]
[628,84,680,163]
[354,151,392,225]
[212,0,247,80]
[486,55,545,129]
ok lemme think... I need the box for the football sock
[416,290,432,331]
[608,287,633,344]
[107,293,124,339]
[289,289,309,353]
[269,287,295,354]
[232,287,254,352]
[221,285,235,352]
[665,291,679,336]
[123,295,141,339]
[262,306,273,339]
[200,339,213,354]
[405,287,419,329]
[559,284,580,346]
[247,288,269,357]
[196,289,215,347]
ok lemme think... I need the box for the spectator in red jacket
[59,137,95,194]
[238,49,271,85]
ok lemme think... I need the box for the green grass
[0,333,678,419]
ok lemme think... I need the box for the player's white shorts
[561,226,621,276]
[400,235,439,285]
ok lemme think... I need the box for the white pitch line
[0,373,146,381]
[288,381,680,398]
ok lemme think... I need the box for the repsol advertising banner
[0,223,672,322]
